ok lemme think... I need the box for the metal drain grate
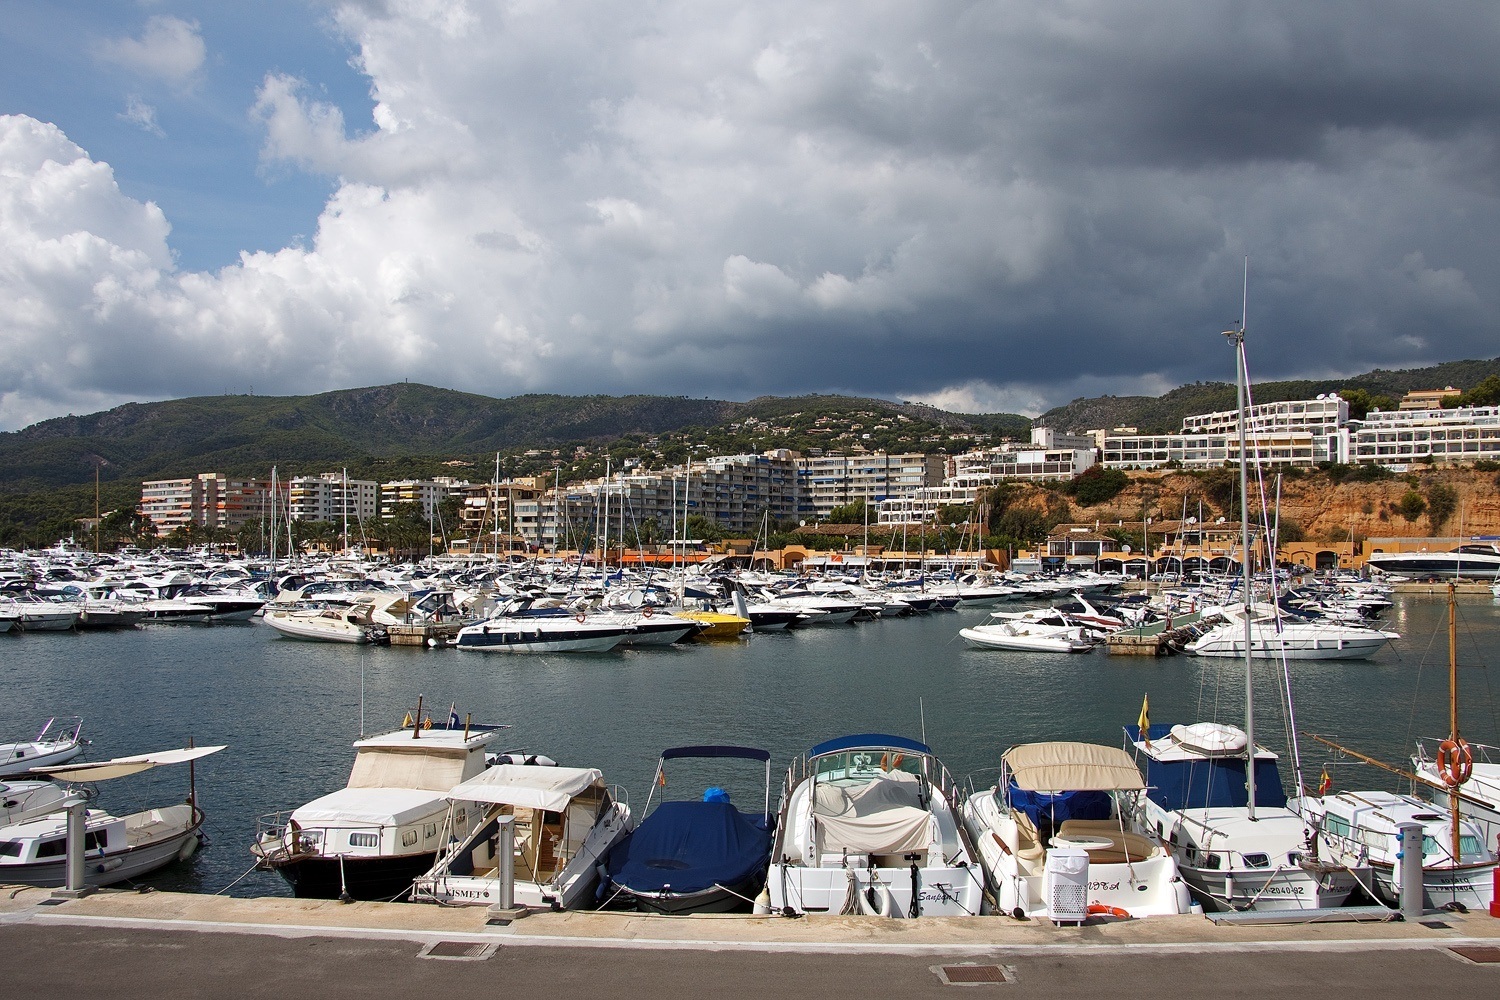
[932,964,1014,986]
[1450,946,1500,965]
[418,941,498,961]
[1419,920,1451,929]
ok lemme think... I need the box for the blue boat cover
[606,801,772,895]
[808,733,931,758]
[1123,725,1288,811]
[661,745,771,762]
[1007,785,1112,827]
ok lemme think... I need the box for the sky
[1,2,1498,432]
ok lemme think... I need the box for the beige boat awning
[1002,742,1145,792]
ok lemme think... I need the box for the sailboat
[1123,285,1362,911]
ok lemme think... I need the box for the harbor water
[3,594,1498,899]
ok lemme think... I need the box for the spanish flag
[1317,767,1332,796]
[1138,693,1151,748]
[656,766,667,788]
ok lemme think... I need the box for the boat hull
[1178,862,1359,912]
[265,851,438,901]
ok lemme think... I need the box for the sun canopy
[32,745,225,782]
[447,765,603,812]
[1002,742,1145,792]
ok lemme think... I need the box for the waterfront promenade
[3,888,1498,997]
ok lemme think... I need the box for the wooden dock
[386,622,464,646]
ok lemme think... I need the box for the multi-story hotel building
[286,473,380,525]
[1349,405,1500,464]
[795,452,946,519]
[140,473,271,532]
[1103,395,1349,469]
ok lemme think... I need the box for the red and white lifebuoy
[1437,737,1474,787]
[1087,903,1131,919]
[574,611,587,624]
[642,606,654,618]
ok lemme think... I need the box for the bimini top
[660,745,771,762]
[808,734,931,759]
[1002,742,1145,792]
[447,764,604,813]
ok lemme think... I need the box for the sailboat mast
[1448,581,1462,863]
[1227,257,1256,820]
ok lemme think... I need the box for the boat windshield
[814,750,925,785]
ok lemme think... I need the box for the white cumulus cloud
[95,15,206,85]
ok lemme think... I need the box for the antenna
[919,697,927,746]
[359,654,366,736]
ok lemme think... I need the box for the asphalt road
[5,923,1498,999]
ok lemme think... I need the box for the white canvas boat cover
[813,771,930,855]
[1002,742,1145,792]
[347,748,471,791]
[33,745,226,782]
[292,787,446,828]
[447,765,603,813]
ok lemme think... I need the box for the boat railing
[1415,737,1500,768]
[250,810,389,864]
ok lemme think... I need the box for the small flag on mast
[402,712,414,728]
[656,765,667,788]
[1138,693,1151,748]
[1317,767,1332,796]
[449,703,461,729]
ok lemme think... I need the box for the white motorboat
[962,742,1191,919]
[455,610,631,653]
[767,734,985,917]
[0,594,79,631]
[1181,604,1397,660]
[251,719,498,900]
[1365,543,1500,579]
[412,763,633,910]
[0,717,86,777]
[0,779,69,825]
[1294,789,1496,911]
[0,607,18,632]
[263,604,390,644]
[960,622,1095,653]
[1124,722,1361,911]
[0,745,225,889]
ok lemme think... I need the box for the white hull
[263,611,382,644]
[1187,633,1393,660]
[0,805,203,889]
[1179,862,1359,912]
[959,626,1093,653]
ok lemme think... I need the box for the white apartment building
[951,427,1097,481]
[875,474,994,525]
[796,452,946,519]
[1104,394,1348,470]
[286,473,380,524]
[1350,405,1500,464]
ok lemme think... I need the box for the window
[0,841,21,857]
[424,823,438,840]
[348,832,378,848]
[1242,852,1270,869]
[402,830,418,847]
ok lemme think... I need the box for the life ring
[575,612,587,624]
[642,606,654,618]
[1087,903,1131,919]
[1437,737,1474,787]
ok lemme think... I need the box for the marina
[1,583,1497,910]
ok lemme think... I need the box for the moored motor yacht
[411,763,633,909]
[454,605,631,653]
[962,742,1192,918]
[1180,603,1397,660]
[1123,722,1362,911]
[960,622,1095,653]
[252,720,498,900]
[263,603,390,644]
[767,734,985,917]
[0,717,86,777]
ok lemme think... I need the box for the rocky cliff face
[1081,467,1500,542]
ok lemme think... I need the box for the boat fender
[1087,903,1131,919]
[1437,737,1474,787]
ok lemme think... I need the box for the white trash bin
[1044,848,1090,925]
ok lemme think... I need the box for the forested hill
[0,385,1029,492]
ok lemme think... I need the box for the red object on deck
[1492,865,1500,918]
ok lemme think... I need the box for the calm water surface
[3,595,1498,897]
